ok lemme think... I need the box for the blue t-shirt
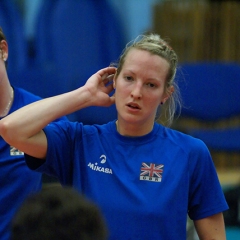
[26,120,228,240]
[0,86,67,240]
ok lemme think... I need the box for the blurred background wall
[13,0,161,46]
[153,0,240,63]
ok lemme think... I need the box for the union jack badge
[140,162,164,182]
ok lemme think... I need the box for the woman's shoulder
[159,124,208,152]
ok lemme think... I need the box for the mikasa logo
[87,154,113,174]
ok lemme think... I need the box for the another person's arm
[194,212,226,240]
[0,67,116,159]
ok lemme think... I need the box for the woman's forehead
[123,49,169,73]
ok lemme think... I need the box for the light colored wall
[108,0,161,42]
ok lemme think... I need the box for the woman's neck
[0,83,14,117]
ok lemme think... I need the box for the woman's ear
[161,85,174,104]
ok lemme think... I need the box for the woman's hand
[84,67,117,107]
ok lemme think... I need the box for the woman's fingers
[98,67,116,79]
[99,68,116,93]
[102,73,115,86]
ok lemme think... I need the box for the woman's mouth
[127,103,140,110]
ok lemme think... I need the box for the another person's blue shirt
[0,86,67,240]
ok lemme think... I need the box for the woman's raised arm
[0,67,116,159]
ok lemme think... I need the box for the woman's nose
[131,84,142,99]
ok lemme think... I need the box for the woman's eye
[125,76,133,81]
[146,82,156,88]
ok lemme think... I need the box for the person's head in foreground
[11,187,107,240]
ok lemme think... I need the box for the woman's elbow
[0,119,18,144]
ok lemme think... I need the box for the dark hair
[114,33,181,126]
[11,187,107,240]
